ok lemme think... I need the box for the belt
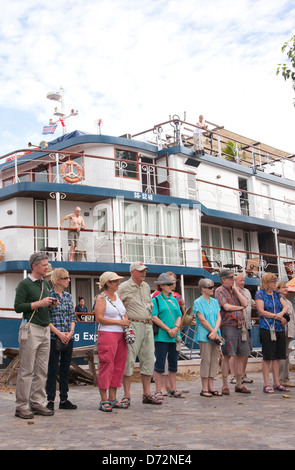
[131,319,152,324]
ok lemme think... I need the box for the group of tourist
[13,252,295,419]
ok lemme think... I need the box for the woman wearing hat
[95,272,130,412]
[152,273,184,399]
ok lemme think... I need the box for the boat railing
[1,148,295,224]
[201,244,295,281]
[132,117,295,178]
[0,222,293,280]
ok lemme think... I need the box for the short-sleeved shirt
[215,285,245,328]
[118,277,152,321]
[255,289,285,332]
[193,296,221,342]
[49,288,76,339]
[152,293,182,343]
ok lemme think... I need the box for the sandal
[121,396,131,408]
[99,401,112,412]
[200,390,212,397]
[222,386,230,395]
[263,385,274,394]
[169,390,185,398]
[209,390,222,396]
[154,391,164,401]
[109,399,128,409]
[273,384,290,392]
[142,393,162,405]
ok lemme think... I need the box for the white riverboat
[1,116,295,358]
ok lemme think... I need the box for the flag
[42,124,57,135]
[59,118,65,127]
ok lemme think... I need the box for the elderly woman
[152,273,184,400]
[95,271,130,412]
[194,278,222,397]
[46,268,77,411]
[276,281,295,387]
[255,273,289,393]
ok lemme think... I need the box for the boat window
[115,149,139,179]
[34,200,47,251]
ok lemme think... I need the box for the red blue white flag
[42,124,58,135]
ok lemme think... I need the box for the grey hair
[29,252,49,269]
[198,278,214,289]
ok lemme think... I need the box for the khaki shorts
[124,321,155,376]
[220,325,251,357]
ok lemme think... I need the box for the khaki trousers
[15,322,50,411]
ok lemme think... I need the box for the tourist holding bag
[255,273,289,394]
[95,271,130,412]
[152,273,184,400]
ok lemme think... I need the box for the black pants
[46,338,74,402]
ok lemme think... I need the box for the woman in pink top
[95,271,130,412]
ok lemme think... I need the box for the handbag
[54,336,70,352]
[20,282,44,341]
[152,296,159,335]
[103,293,136,345]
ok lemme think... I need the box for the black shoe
[59,400,77,410]
[47,401,54,411]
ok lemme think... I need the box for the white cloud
[0,0,294,157]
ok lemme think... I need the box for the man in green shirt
[14,252,57,419]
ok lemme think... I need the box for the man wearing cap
[215,269,251,395]
[14,252,56,419]
[118,261,161,405]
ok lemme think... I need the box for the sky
[0,0,294,160]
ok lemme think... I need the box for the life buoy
[0,240,5,261]
[60,160,83,183]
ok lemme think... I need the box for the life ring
[0,240,5,261]
[60,160,83,183]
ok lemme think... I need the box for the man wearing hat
[118,261,161,406]
[215,269,251,395]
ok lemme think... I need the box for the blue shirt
[49,288,76,339]
[193,296,221,342]
[255,289,285,332]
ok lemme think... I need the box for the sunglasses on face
[60,277,71,280]
[206,286,214,290]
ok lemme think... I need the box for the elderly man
[14,252,57,419]
[118,261,162,406]
[215,269,251,395]
[233,273,254,384]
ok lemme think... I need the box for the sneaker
[46,401,55,411]
[31,403,54,416]
[59,400,77,410]
[229,376,236,384]
[242,375,253,384]
[15,408,34,420]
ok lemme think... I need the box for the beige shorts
[124,321,155,376]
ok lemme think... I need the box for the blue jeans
[154,341,179,374]
[46,338,74,402]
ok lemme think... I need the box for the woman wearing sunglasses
[194,278,222,397]
[46,268,77,411]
